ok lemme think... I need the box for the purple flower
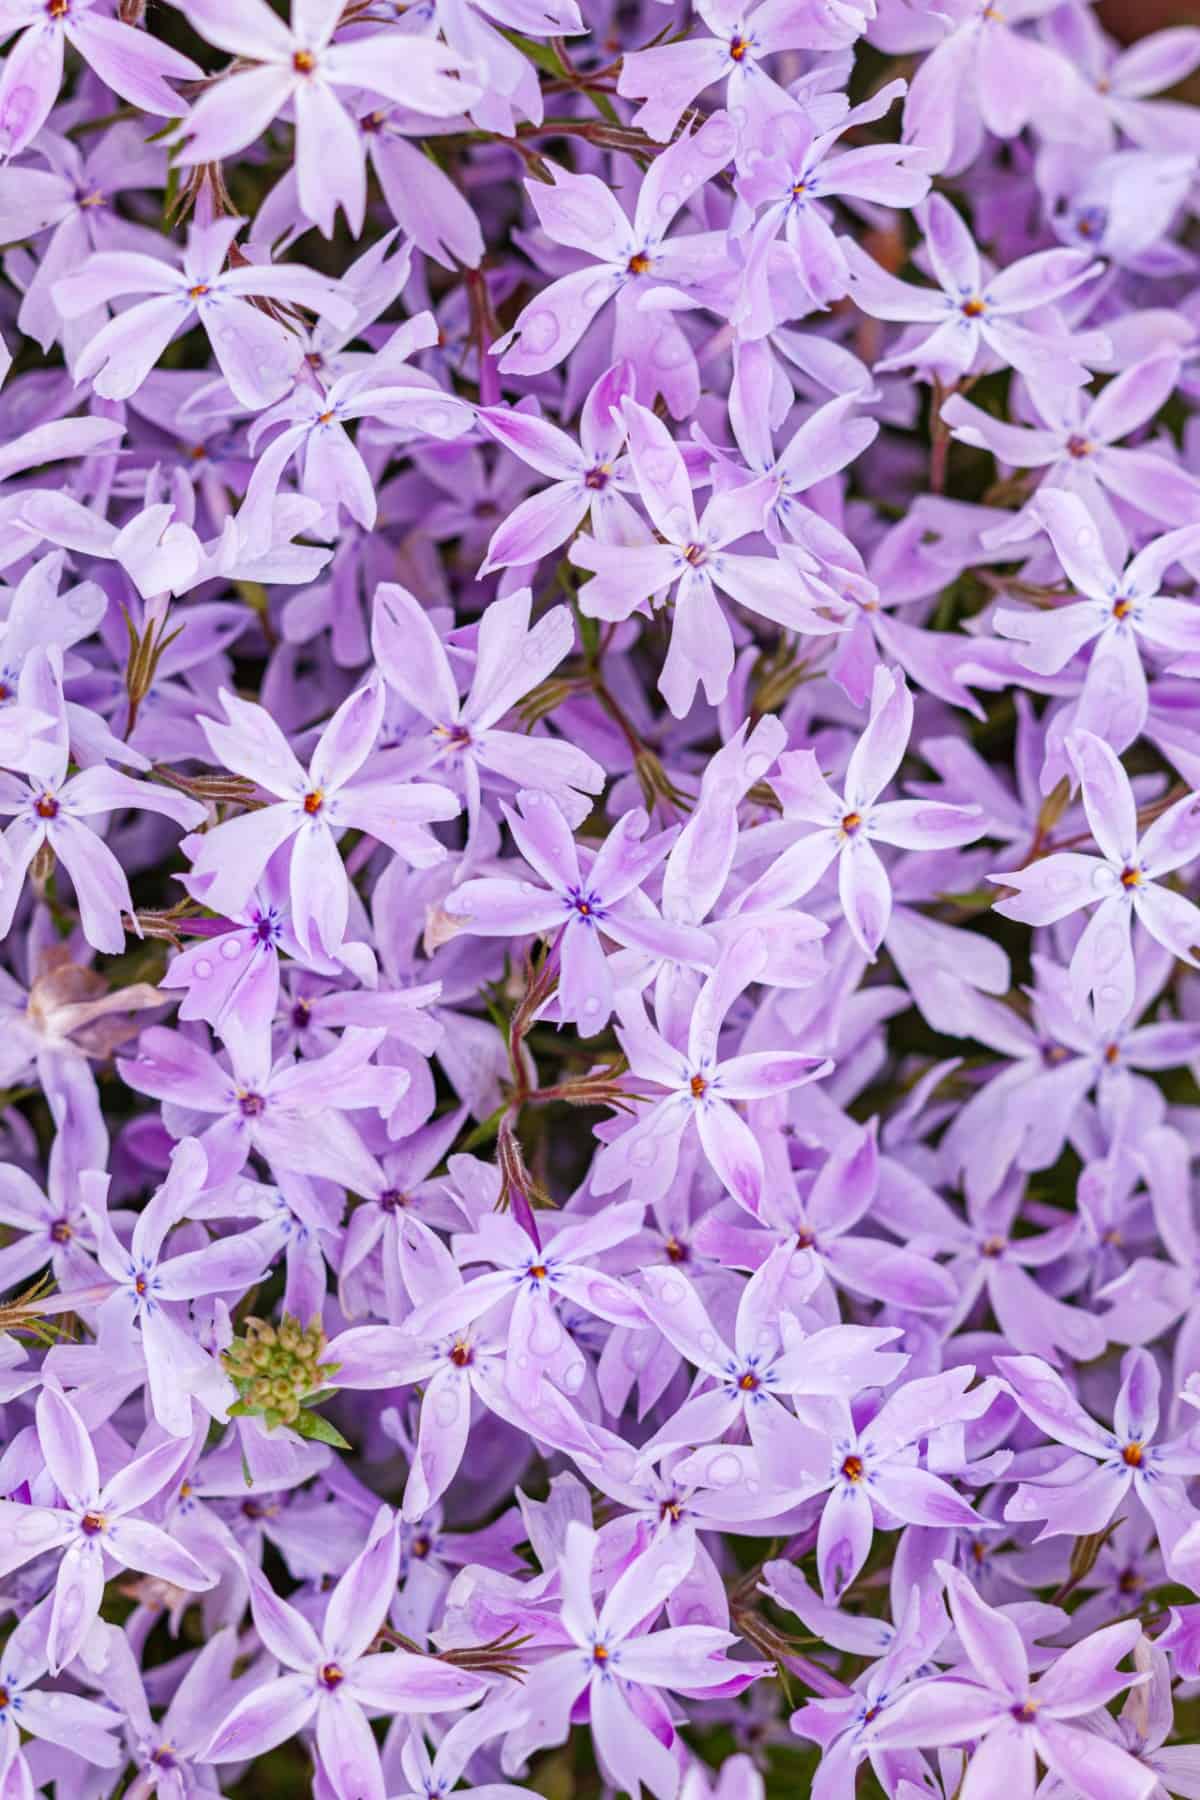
[445,791,714,1030]
[593,935,831,1209]
[187,676,457,961]
[0,0,200,160]
[0,649,205,952]
[1000,1349,1200,1587]
[0,1385,213,1673]
[119,1020,403,1191]
[571,397,846,716]
[844,193,1107,386]
[499,1522,773,1800]
[991,730,1200,1031]
[371,583,603,835]
[736,666,984,958]
[207,1507,488,1800]
[865,1561,1155,1800]
[176,0,478,236]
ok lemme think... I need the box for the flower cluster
[2,1,1200,1797]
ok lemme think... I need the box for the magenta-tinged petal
[589,1672,684,1800]
[47,1543,105,1676]
[207,1675,317,1763]
[923,193,981,297]
[47,817,133,955]
[816,1482,873,1602]
[498,266,623,377]
[72,295,187,401]
[1033,1716,1157,1800]
[315,1693,386,1800]
[0,22,65,160]
[1069,892,1135,1030]
[838,838,891,959]
[990,852,1112,927]
[994,1354,1109,1454]
[345,1649,487,1712]
[403,1364,472,1520]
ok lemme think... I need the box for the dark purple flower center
[238,1091,265,1118]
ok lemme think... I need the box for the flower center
[303,789,324,815]
[50,1218,72,1243]
[961,297,986,317]
[134,1273,148,1296]
[1011,1699,1038,1724]
[80,1511,106,1536]
[738,1370,760,1391]
[659,1498,683,1523]
[841,1454,864,1483]
[411,1534,431,1558]
[584,464,610,491]
[728,33,750,58]
[840,811,862,835]
[682,543,707,566]
[187,283,209,300]
[1119,865,1141,889]
[664,1236,689,1263]
[1121,1441,1143,1467]
[592,1643,610,1664]
[626,252,652,276]
[449,1340,472,1367]
[35,794,59,819]
[1067,434,1092,459]
[528,1264,548,1281]
[981,1236,1006,1258]
[319,1663,344,1689]
[689,1074,707,1099]
[238,1090,265,1118]
[1104,1042,1120,1065]
[379,1188,407,1213]
[293,49,317,73]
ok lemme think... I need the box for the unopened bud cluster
[222,1316,333,1427]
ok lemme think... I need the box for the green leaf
[292,1410,352,1450]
